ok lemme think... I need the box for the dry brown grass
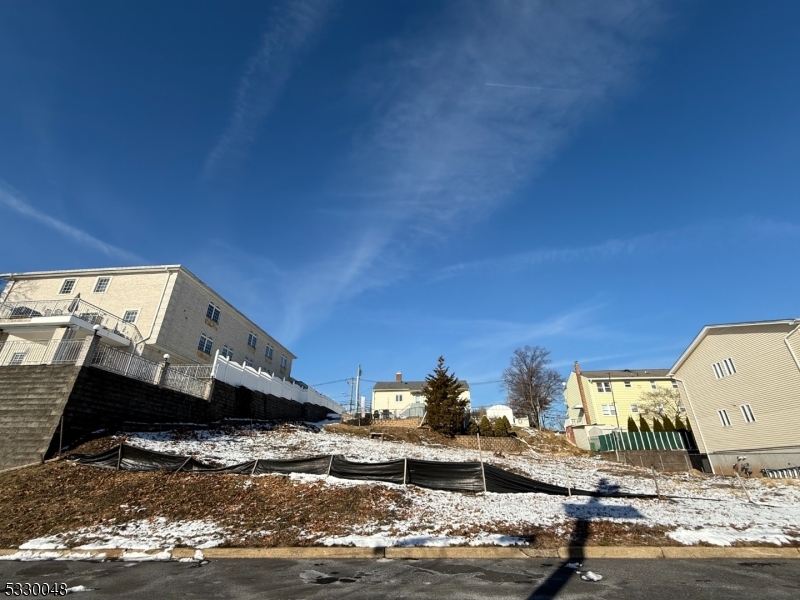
[0,460,409,549]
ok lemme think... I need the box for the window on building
[718,409,731,427]
[198,334,213,355]
[650,380,657,389]
[9,352,26,365]
[630,404,639,414]
[247,332,257,349]
[280,355,287,368]
[623,381,631,388]
[713,358,737,379]
[601,404,617,416]
[595,381,611,393]
[265,344,274,359]
[220,346,233,360]
[59,279,76,295]
[122,310,138,324]
[672,381,679,389]
[740,404,756,423]
[395,394,403,402]
[205,302,220,323]
[723,358,737,375]
[93,277,110,293]
[243,358,253,368]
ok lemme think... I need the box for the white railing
[91,343,161,384]
[0,338,88,366]
[162,367,212,398]
[211,353,344,414]
[89,343,211,399]
[0,298,143,344]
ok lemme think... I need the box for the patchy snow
[667,527,799,547]
[37,424,800,549]
[19,518,226,551]
[0,551,107,562]
[581,571,603,582]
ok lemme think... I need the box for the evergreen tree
[466,418,479,435]
[652,418,664,433]
[493,416,512,437]
[638,416,652,433]
[421,356,469,437]
[627,415,639,433]
[662,416,676,432]
[479,415,493,437]
[674,415,686,430]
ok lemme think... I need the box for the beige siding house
[0,265,295,376]
[669,319,800,474]
[372,372,470,419]
[564,361,679,450]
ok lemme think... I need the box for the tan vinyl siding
[156,271,294,374]
[674,323,800,454]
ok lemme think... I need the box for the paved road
[1,558,798,599]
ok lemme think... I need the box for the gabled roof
[669,318,800,376]
[373,380,470,392]
[578,369,671,380]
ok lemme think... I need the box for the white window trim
[650,380,657,389]
[718,409,731,427]
[265,345,274,359]
[280,355,287,368]
[206,302,221,324]
[122,309,139,324]
[601,404,617,416]
[595,381,611,393]
[93,276,112,293]
[630,404,639,414]
[59,279,77,295]
[623,381,631,388]
[247,332,258,349]
[198,333,213,355]
[395,394,403,402]
[723,357,737,376]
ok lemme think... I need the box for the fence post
[78,328,103,366]
[158,354,170,388]
[651,466,661,499]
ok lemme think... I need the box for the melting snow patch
[0,551,106,562]
[581,571,603,582]
[318,533,527,547]
[66,586,92,594]
[667,527,799,546]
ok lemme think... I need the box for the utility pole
[346,378,355,414]
[355,365,362,423]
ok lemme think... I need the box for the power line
[310,378,351,387]
[469,379,503,386]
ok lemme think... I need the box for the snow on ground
[18,518,225,551]
[38,423,800,550]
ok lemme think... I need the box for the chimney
[574,361,592,425]
[395,372,402,382]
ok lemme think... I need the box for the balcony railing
[0,299,143,344]
[0,338,88,366]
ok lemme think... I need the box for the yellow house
[372,372,470,420]
[564,361,678,450]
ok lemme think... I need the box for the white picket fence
[211,352,344,414]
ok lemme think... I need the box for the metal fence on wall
[591,430,686,452]
[0,338,88,366]
[90,343,210,399]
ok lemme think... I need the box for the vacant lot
[1,423,798,550]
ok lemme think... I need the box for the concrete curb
[1,546,798,560]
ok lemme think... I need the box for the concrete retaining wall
[599,449,693,472]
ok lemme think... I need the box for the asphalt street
[1,558,798,599]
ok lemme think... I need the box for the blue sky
[2,1,800,409]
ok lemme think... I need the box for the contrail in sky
[484,82,580,92]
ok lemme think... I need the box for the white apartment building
[0,265,295,376]
[372,372,471,418]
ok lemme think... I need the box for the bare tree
[502,345,564,429]
[638,387,684,422]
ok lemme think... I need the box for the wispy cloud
[203,0,335,178]
[436,216,800,280]
[279,1,670,340]
[0,180,140,262]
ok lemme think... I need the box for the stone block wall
[451,435,527,454]
[599,449,693,472]
[0,364,80,471]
